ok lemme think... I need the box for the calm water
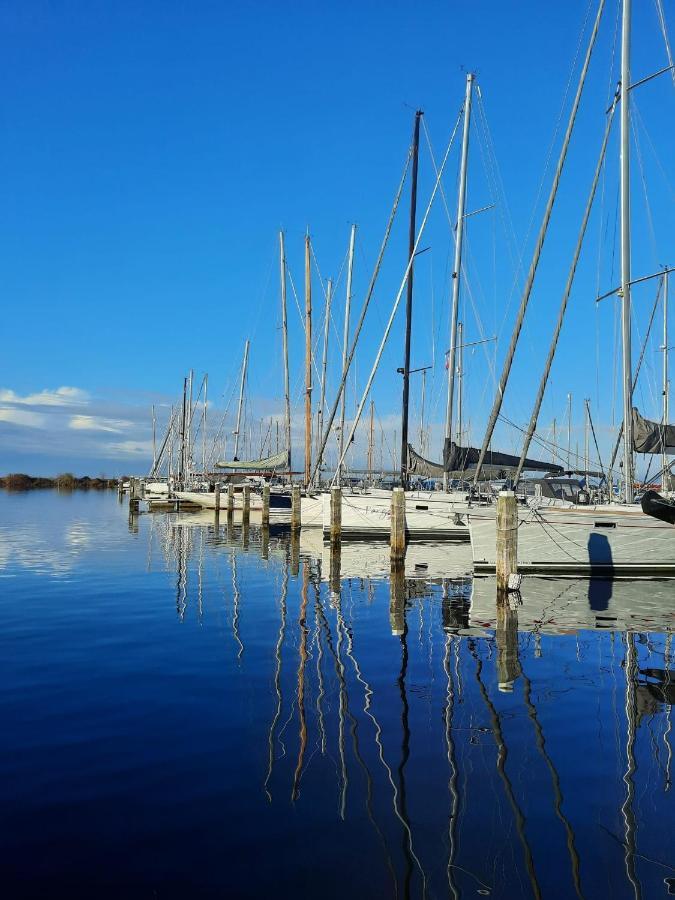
[1,491,674,899]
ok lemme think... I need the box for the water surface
[1,491,673,898]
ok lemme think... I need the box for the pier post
[262,483,270,529]
[330,486,342,547]
[242,484,251,526]
[496,491,518,595]
[227,482,234,518]
[291,484,301,531]
[390,487,406,562]
[329,542,341,597]
[129,478,141,513]
[290,530,300,577]
[214,483,221,523]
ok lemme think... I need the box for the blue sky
[1,0,673,476]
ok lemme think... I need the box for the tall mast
[584,399,590,487]
[339,224,357,484]
[317,278,333,477]
[456,321,464,446]
[186,369,194,481]
[444,73,474,490]
[304,233,312,488]
[151,405,156,473]
[202,374,208,475]
[179,376,187,484]
[663,271,670,487]
[567,392,572,471]
[279,231,292,479]
[620,0,634,502]
[233,340,249,460]
[400,110,423,489]
[368,398,374,485]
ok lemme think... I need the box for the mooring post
[262,483,270,528]
[214,483,221,523]
[390,487,406,562]
[227,482,234,518]
[129,478,140,512]
[496,490,518,595]
[330,486,342,547]
[329,542,341,597]
[242,484,251,526]
[291,484,301,531]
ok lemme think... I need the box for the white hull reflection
[299,530,473,581]
[469,576,675,634]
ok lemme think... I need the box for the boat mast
[339,224,357,484]
[187,369,194,481]
[279,231,292,480]
[317,277,333,479]
[368,398,374,485]
[444,73,474,491]
[304,233,312,488]
[456,321,464,447]
[202,374,208,476]
[663,271,670,488]
[151,405,156,473]
[233,340,249,461]
[400,110,423,489]
[179,376,187,485]
[584,399,590,488]
[620,0,634,502]
[567,393,572,471]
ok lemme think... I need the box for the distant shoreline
[0,473,120,491]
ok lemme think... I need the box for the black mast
[400,110,423,489]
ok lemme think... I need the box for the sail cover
[216,449,290,471]
[407,442,562,478]
[443,440,563,475]
[632,407,675,455]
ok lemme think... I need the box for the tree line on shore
[0,473,121,490]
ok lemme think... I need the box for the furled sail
[216,449,290,471]
[407,442,562,478]
[631,407,675,455]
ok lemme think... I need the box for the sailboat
[469,0,675,575]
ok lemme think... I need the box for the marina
[1,0,674,896]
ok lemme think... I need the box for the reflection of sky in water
[0,491,673,898]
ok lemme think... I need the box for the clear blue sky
[1,0,673,476]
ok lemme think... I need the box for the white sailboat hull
[322,490,476,540]
[175,490,263,511]
[469,502,675,575]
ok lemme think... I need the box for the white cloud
[0,386,89,407]
[68,415,132,433]
[0,407,47,428]
[105,439,154,457]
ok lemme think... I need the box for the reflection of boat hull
[470,575,675,633]
[300,495,323,527]
[323,491,474,540]
[470,504,675,575]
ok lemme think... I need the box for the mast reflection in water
[0,492,673,899]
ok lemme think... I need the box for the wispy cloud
[68,415,132,433]
[0,408,47,428]
[0,386,89,407]
[105,439,154,457]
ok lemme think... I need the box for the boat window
[415,504,429,511]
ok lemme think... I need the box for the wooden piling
[330,486,342,546]
[390,487,406,561]
[227,482,234,517]
[214,483,221,522]
[129,478,140,512]
[496,490,518,595]
[242,484,251,526]
[389,562,406,636]
[291,484,301,531]
[290,530,300,576]
[262,483,270,528]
